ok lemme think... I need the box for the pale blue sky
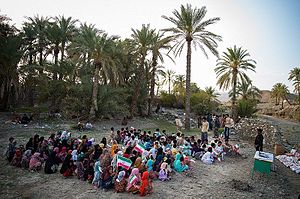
[2,0,300,92]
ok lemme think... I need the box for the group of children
[5,125,240,196]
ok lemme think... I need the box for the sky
[2,0,300,92]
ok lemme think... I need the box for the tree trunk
[130,53,146,116]
[53,46,59,80]
[231,70,238,122]
[168,77,171,94]
[61,42,65,62]
[28,48,34,106]
[148,55,157,116]
[185,40,192,130]
[90,62,101,118]
[281,99,284,110]
[38,48,43,74]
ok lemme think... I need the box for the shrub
[237,99,257,117]
[160,92,177,108]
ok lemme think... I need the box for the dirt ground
[0,114,299,199]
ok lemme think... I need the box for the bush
[191,91,216,115]
[160,92,177,108]
[237,99,257,117]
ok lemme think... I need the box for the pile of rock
[159,108,199,128]
[234,118,281,148]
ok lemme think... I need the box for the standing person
[224,114,233,141]
[201,117,209,144]
[255,128,264,151]
[5,137,16,162]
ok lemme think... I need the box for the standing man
[201,117,209,144]
[254,128,264,151]
[224,114,234,141]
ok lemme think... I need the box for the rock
[259,193,263,197]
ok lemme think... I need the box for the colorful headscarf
[116,171,126,182]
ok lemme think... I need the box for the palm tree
[130,24,155,116]
[148,32,173,115]
[73,24,119,118]
[234,80,261,100]
[173,75,186,106]
[55,16,77,63]
[24,15,51,72]
[271,83,289,109]
[288,67,300,104]
[215,46,256,121]
[162,4,222,129]
[205,86,220,102]
[162,69,176,94]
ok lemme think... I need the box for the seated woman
[100,166,114,190]
[154,148,164,171]
[76,154,85,180]
[44,151,59,174]
[126,168,141,193]
[29,152,43,171]
[60,153,74,177]
[114,170,127,193]
[173,153,189,172]
[92,160,102,189]
[140,170,153,197]
[84,159,94,183]
[201,147,214,164]
[158,162,170,181]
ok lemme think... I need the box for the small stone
[259,193,263,197]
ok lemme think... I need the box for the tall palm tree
[24,15,51,72]
[204,86,220,102]
[130,24,155,116]
[148,32,173,115]
[162,4,222,129]
[215,45,256,121]
[55,16,78,63]
[288,67,300,104]
[73,24,119,118]
[162,69,176,94]
[271,83,289,109]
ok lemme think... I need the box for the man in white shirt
[224,114,234,141]
[201,117,209,144]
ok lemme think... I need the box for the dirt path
[0,116,299,199]
[259,115,300,147]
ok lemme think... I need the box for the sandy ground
[0,115,299,199]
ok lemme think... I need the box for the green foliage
[160,92,177,108]
[191,91,216,115]
[97,85,129,117]
[237,99,257,117]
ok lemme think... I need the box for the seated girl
[173,153,189,172]
[29,152,43,171]
[158,162,170,181]
[140,170,153,196]
[10,148,22,167]
[201,147,214,164]
[21,149,32,168]
[114,170,127,193]
[126,168,141,193]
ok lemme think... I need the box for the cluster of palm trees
[270,67,300,109]
[1,4,265,128]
